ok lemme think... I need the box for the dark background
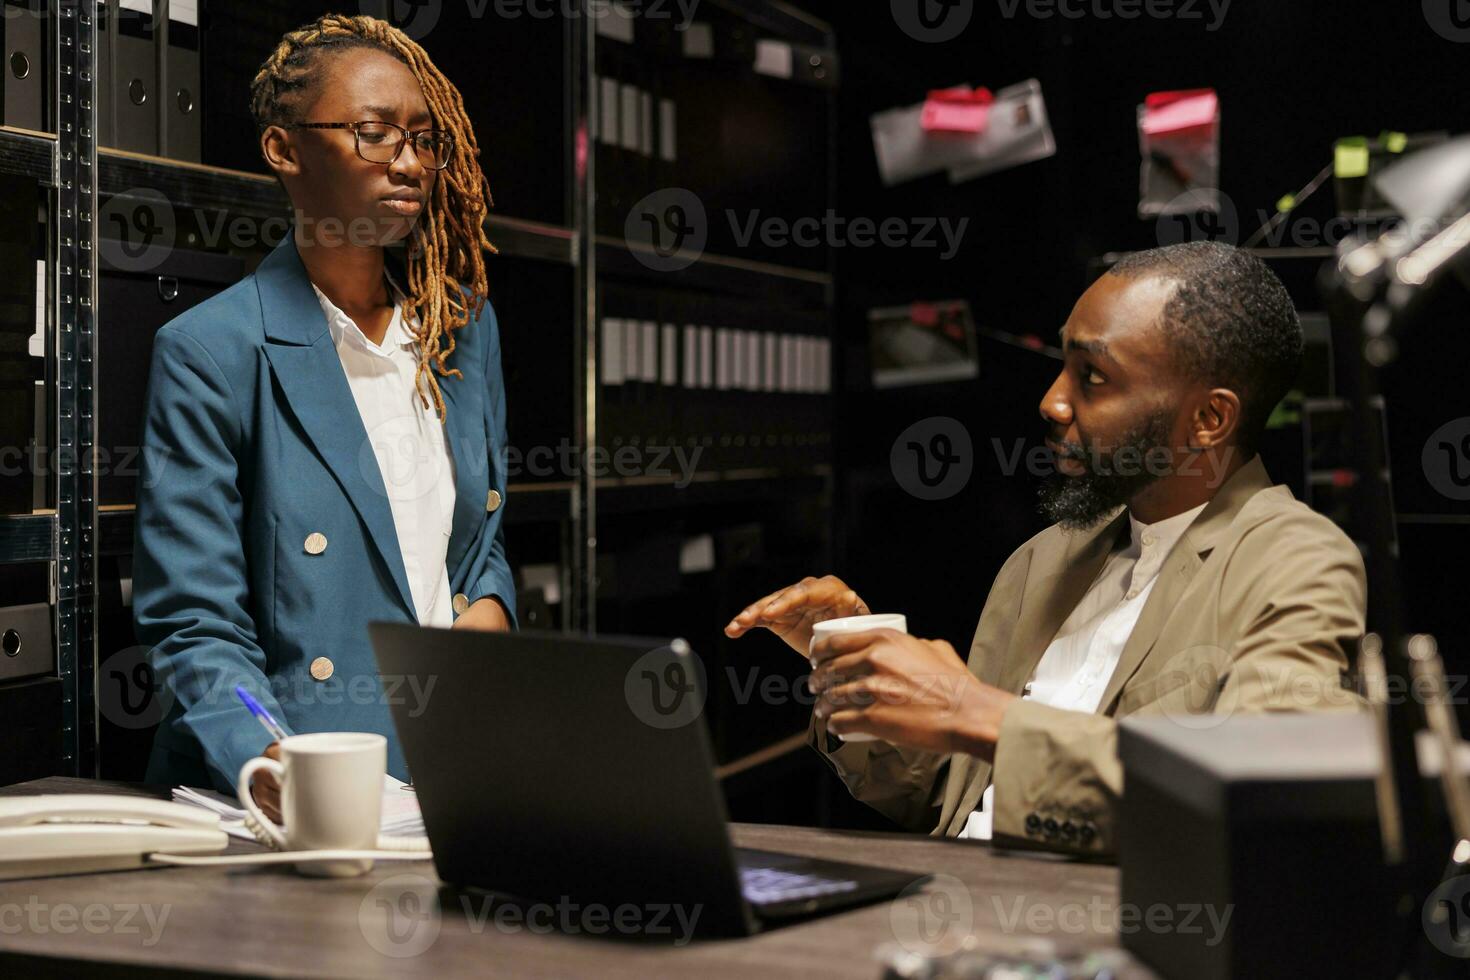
[778,0,1470,709]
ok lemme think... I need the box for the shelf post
[54,0,100,777]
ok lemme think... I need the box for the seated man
[725,241,1365,857]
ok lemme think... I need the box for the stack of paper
[172,774,426,847]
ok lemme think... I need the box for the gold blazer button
[309,656,334,681]
[486,489,503,513]
[453,593,470,615]
[304,532,328,555]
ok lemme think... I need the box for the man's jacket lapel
[940,510,1127,834]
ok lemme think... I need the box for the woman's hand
[724,575,870,657]
[452,597,511,632]
[251,741,283,824]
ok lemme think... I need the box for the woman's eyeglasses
[289,121,456,171]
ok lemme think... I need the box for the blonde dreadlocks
[249,13,497,422]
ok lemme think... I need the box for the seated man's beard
[1037,411,1176,530]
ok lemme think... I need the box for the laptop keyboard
[739,865,860,906]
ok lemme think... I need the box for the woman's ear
[260,126,302,179]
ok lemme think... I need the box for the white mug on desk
[810,613,908,743]
[237,732,385,877]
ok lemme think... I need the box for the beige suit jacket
[809,455,1366,857]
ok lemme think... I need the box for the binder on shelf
[594,0,636,44]
[97,242,245,506]
[658,97,677,165]
[660,323,678,387]
[681,324,698,389]
[114,0,158,155]
[638,320,658,384]
[729,330,743,392]
[2,0,46,133]
[745,332,761,392]
[618,81,640,155]
[715,326,732,391]
[597,76,619,149]
[600,317,626,387]
[98,0,114,148]
[638,90,654,162]
[162,0,201,162]
[0,174,38,516]
[0,602,51,682]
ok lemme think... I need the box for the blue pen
[235,685,289,743]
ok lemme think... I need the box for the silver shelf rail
[54,0,100,777]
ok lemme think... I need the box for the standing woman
[134,14,515,807]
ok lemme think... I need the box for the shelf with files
[98,146,288,219]
[708,0,833,43]
[0,126,56,186]
[0,513,56,564]
[582,0,838,650]
[595,236,832,310]
[95,147,579,263]
[593,466,831,516]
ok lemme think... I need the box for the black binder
[97,0,114,148]
[161,0,201,161]
[113,0,157,155]
[97,242,243,506]
[1,0,46,132]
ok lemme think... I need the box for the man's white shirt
[310,268,457,628]
[959,500,1208,840]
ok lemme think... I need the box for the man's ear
[260,126,301,179]
[1190,388,1242,450]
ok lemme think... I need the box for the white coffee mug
[237,732,386,877]
[810,613,909,743]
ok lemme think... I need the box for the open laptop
[369,623,927,938]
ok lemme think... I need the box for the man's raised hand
[724,575,870,657]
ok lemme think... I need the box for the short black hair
[1108,241,1302,454]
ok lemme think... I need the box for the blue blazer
[134,231,516,792]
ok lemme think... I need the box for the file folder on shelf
[114,0,157,155]
[2,0,46,133]
[163,0,202,162]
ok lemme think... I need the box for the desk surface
[0,778,1156,978]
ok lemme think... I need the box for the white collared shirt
[310,268,457,628]
[959,501,1209,840]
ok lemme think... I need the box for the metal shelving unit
[7,0,835,779]
[579,1,838,640]
[3,1,588,778]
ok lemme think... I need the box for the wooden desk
[0,778,1157,978]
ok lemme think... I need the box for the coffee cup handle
[237,756,289,849]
